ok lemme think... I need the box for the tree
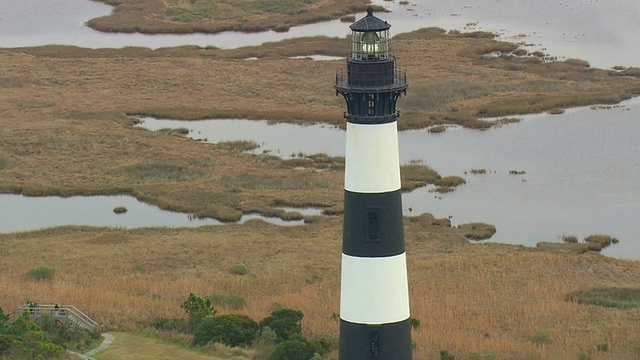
[181,293,216,333]
[193,314,258,347]
[259,309,304,341]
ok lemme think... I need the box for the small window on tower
[366,208,379,242]
[367,100,375,115]
[370,331,380,359]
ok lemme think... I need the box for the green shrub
[193,314,258,347]
[153,318,188,332]
[229,264,248,275]
[578,352,592,360]
[209,294,247,310]
[409,317,421,330]
[113,206,127,214]
[440,350,456,360]
[530,330,552,345]
[259,309,304,341]
[25,266,55,282]
[269,335,324,360]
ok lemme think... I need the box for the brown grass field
[1,3,640,359]
[1,220,639,359]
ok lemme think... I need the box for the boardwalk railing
[12,304,102,332]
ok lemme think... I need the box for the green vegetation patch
[25,266,55,282]
[216,140,260,152]
[458,223,496,240]
[163,0,313,22]
[567,287,640,309]
[0,156,11,170]
[223,173,330,190]
[120,163,202,181]
[209,294,247,310]
[400,163,440,190]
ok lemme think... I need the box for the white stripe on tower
[344,122,401,193]
[340,253,410,324]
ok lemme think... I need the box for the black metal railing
[335,68,407,91]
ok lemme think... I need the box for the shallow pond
[0,194,324,233]
[136,97,640,259]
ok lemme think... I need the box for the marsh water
[0,0,639,258]
[0,194,324,232]
[1,0,638,68]
[136,98,640,259]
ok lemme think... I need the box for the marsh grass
[433,176,465,187]
[457,223,496,240]
[537,234,619,254]
[566,287,640,309]
[223,174,330,190]
[157,127,190,136]
[216,140,260,152]
[209,294,247,310]
[584,234,619,248]
[428,125,446,133]
[0,157,11,169]
[120,163,203,181]
[400,163,440,191]
[14,98,54,109]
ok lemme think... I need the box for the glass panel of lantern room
[379,31,389,59]
[361,31,380,60]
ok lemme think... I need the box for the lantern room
[349,6,391,61]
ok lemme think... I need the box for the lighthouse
[335,6,411,360]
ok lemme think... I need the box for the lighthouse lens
[361,32,380,59]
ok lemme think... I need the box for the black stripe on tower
[339,319,413,360]
[342,190,405,257]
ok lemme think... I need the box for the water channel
[0,0,638,68]
[135,97,640,259]
[0,194,324,233]
[1,0,639,258]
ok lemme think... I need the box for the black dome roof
[349,6,390,32]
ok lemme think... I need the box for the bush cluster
[158,294,329,359]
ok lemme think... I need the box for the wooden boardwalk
[12,304,103,332]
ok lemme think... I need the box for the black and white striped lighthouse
[335,6,411,360]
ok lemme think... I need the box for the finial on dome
[366,5,374,17]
